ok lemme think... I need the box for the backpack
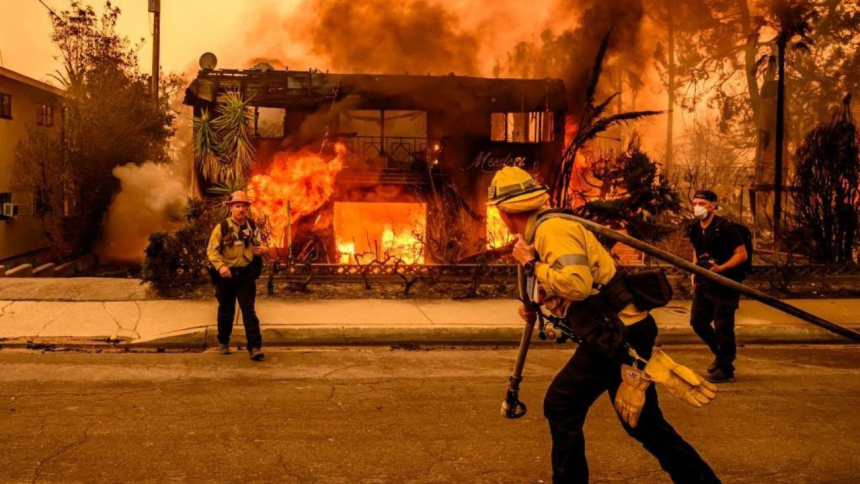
[709,217,754,280]
[729,220,754,277]
[525,209,673,311]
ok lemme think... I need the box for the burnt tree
[790,94,859,264]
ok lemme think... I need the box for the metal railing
[333,135,444,170]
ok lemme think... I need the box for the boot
[219,343,231,356]
[707,368,734,383]
[707,357,719,375]
[249,348,265,361]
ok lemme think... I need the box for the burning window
[338,110,428,166]
[491,112,555,143]
[334,202,426,264]
[486,206,514,249]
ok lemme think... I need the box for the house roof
[184,68,567,112]
[0,66,65,97]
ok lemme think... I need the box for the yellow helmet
[486,166,548,207]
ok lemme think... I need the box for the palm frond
[583,30,613,120]
[192,110,225,182]
[590,92,621,123]
[212,92,256,182]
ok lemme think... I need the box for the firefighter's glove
[614,365,651,428]
[518,305,537,325]
[643,349,718,408]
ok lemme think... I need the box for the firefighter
[207,191,268,361]
[488,167,720,484]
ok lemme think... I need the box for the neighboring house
[0,66,64,264]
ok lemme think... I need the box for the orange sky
[0,0,303,83]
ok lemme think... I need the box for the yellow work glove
[643,349,718,408]
[614,365,652,428]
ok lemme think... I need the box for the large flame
[247,143,347,245]
[334,202,426,264]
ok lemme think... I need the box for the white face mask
[694,205,710,220]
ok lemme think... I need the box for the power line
[35,0,62,20]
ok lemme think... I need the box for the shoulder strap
[524,208,578,244]
[218,219,229,254]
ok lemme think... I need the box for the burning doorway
[334,202,426,264]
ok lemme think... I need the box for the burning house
[184,59,568,264]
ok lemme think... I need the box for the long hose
[502,216,860,419]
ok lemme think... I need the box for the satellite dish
[199,52,218,70]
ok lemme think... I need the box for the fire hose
[502,215,860,419]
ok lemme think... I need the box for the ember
[247,143,347,245]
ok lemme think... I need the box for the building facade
[184,65,568,262]
[0,67,63,263]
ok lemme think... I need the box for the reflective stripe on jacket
[526,211,648,326]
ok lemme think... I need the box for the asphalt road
[1,345,858,484]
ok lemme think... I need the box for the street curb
[1,324,856,349]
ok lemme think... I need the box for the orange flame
[564,114,577,148]
[247,143,347,245]
[486,206,513,249]
[334,202,425,264]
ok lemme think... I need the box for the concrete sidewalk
[0,294,858,348]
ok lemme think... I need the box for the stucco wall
[0,73,61,261]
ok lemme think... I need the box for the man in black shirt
[687,190,748,383]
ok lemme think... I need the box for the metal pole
[149,0,161,104]
[566,215,860,342]
[286,200,293,264]
[502,318,535,419]
[503,267,540,419]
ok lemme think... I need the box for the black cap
[693,190,718,203]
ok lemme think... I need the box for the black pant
[214,268,262,351]
[543,315,720,484]
[690,287,738,374]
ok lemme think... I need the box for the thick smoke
[231,0,653,116]
[292,0,482,76]
[96,162,189,262]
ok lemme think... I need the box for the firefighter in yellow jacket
[207,191,268,361]
[488,167,720,484]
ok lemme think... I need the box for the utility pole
[149,0,161,103]
[773,37,787,261]
[665,0,675,176]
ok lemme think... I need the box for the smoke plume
[96,162,189,262]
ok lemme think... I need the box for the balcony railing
[332,135,444,170]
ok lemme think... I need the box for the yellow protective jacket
[525,210,647,326]
[207,218,256,270]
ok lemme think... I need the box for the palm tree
[212,92,256,181]
[191,92,256,183]
[553,31,662,208]
[767,0,817,258]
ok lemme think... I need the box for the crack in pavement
[411,301,435,325]
[34,316,61,338]
[101,302,124,334]
[130,301,144,339]
[30,426,90,484]
[0,301,15,319]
